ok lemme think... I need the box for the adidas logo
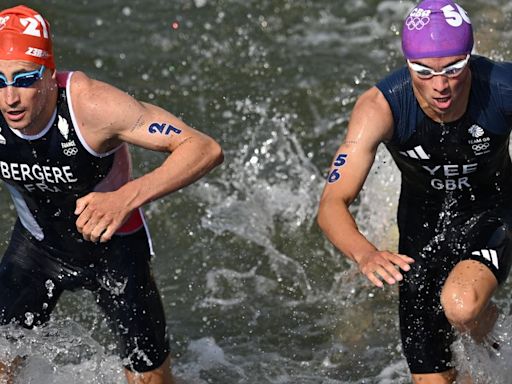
[471,249,499,269]
[399,145,430,160]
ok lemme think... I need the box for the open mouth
[433,96,451,109]
[9,110,23,115]
[6,110,25,120]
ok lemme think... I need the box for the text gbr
[422,163,477,190]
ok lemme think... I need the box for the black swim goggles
[0,65,45,88]
[407,54,470,79]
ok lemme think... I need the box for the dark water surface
[1,0,512,383]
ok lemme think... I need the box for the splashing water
[196,105,322,300]
[452,314,512,384]
[0,320,124,384]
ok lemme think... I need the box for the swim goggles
[407,54,470,79]
[0,65,45,88]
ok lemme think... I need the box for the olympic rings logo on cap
[406,15,431,31]
[406,8,432,31]
[405,8,432,31]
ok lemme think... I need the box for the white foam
[0,320,124,383]
[452,314,512,383]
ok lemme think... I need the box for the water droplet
[45,279,55,298]
[24,312,34,326]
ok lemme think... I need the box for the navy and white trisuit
[376,55,512,374]
[0,72,169,372]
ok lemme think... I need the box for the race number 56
[20,15,49,38]
[328,153,348,183]
[441,4,471,27]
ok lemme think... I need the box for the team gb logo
[468,125,484,138]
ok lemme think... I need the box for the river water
[1,0,512,383]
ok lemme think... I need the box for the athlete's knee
[441,284,482,329]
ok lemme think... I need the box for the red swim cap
[0,5,55,69]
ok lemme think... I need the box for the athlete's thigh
[460,210,512,285]
[397,205,457,374]
[398,259,455,374]
[440,211,512,317]
[93,229,170,372]
[0,227,63,327]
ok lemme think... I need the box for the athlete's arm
[317,87,414,287]
[69,72,223,242]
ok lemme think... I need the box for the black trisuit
[376,55,512,373]
[0,72,169,372]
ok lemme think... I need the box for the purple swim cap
[402,0,473,60]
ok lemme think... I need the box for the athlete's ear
[50,68,57,80]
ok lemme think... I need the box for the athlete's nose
[3,85,21,107]
[431,74,450,93]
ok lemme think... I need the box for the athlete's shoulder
[471,55,512,85]
[375,66,414,115]
[376,65,411,95]
[470,55,512,122]
[68,71,127,118]
[68,71,96,95]
[374,65,417,143]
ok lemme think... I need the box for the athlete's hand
[75,191,133,243]
[356,251,415,288]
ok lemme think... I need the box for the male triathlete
[0,5,223,384]
[318,0,512,383]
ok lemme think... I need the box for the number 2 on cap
[20,15,49,39]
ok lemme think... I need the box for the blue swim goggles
[0,65,45,88]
